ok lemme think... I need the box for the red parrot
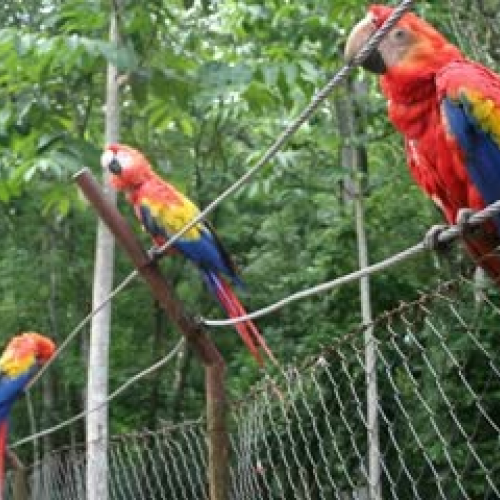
[0,333,55,496]
[101,143,275,365]
[345,5,500,285]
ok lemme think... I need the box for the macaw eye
[392,28,408,42]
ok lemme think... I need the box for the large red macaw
[0,333,55,497]
[345,4,500,285]
[101,143,275,365]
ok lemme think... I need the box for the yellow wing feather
[461,89,500,147]
[0,350,35,378]
[144,194,203,241]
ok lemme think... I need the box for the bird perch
[74,167,229,500]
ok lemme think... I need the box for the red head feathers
[345,4,462,87]
[0,332,55,378]
[101,143,154,191]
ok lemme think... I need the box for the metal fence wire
[7,423,208,500]
[6,276,500,499]
[230,277,500,500]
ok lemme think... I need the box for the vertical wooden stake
[7,451,28,500]
[206,363,229,500]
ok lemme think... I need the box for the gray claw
[147,246,164,262]
[456,208,477,236]
[424,224,449,251]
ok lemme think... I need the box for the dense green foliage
[0,0,499,494]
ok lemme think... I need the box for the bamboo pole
[75,168,229,500]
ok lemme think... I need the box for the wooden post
[206,363,228,500]
[75,168,229,500]
[6,450,28,500]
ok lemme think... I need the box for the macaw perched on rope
[101,143,275,365]
[345,4,500,285]
[0,333,55,496]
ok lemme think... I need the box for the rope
[201,200,500,327]
[26,416,205,463]
[11,338,184,449]
[23,0,416,390]
[153,0,417,257]
[25,270,139,392]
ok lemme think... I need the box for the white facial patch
[344,13,377,62]
[100,150,115,170]
[116,150,132,169]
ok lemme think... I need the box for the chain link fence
[6,277,500,499]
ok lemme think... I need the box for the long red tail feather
[214,279,263,364]
[208,273,276,365]
[219,280,278,364]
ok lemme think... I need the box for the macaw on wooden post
[0,332,55,497]
[345,4,500,285]
[101,143,275,366]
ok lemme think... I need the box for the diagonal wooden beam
[74,167,228,500]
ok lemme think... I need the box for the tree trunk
[335,79,381,500]
[170,344,192,421]
[146,303,166,428]
[44,226,58,461]
[86,2,120,499]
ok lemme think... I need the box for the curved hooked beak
[344,14,387,74]
[108,157,122,175]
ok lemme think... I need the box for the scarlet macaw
[101,143,275,365]
[0,333,55,496]
[345,5,500,285]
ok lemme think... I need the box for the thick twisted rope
[202,200,500,327]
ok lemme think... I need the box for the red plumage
[345,5,500,285]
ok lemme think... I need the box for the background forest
[1,0,500,488]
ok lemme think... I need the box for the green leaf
[242,81,278,112]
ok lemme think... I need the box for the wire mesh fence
[6,276,500,499]
[6,423,208,500]
[231,277,500,500]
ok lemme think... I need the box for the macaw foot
[147,245,165,262]
[456,208,479,237]
[424,224,450,252]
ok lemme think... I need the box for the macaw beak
[108,157,122,175]
[345,14,387,74]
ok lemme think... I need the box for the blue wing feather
[442,97,500,230]
[138,204,164,238]
[176,228,239,280]
[139,202,241,283]
[0,368,36,421]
